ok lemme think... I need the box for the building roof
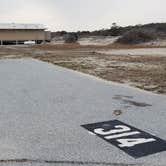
[0,23,45,30]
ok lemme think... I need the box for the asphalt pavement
[0,58,166,166]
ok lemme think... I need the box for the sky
[0,0,166,31]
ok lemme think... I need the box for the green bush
[64,33,78,43]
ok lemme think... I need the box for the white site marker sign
[82,120,166,158]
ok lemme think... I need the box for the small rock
[113,110,123,116]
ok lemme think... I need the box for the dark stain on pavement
[113,95,152,107]
[122,99,152,107]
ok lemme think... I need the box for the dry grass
[33,43,166,50]
[0,44,166,94]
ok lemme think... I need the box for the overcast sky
[0,0,165,31]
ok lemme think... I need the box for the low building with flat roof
[0,23,51,45]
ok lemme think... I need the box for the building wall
[0,29,45,41]
[45,31,51,41]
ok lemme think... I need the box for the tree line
[51,22,166,38]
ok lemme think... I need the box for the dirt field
[0,44,166,94]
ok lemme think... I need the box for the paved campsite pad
[0,58,166,166]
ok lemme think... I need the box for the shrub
[64,33,78,43]
[116,29,156,44]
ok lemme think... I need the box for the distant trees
[89,23,122,36]
[51,22,166,44]
[109,23,122,36]
[77,31,90,37]
[156,23,166,34]
[51,31,67,38]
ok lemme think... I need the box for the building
[0,23,51,45]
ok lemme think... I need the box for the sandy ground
[51,36,120,45]
[97,48,166,56]
[52,36,166,47]
[78,36,119,45]
[0,45,166,94]
[144,39,166,47]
